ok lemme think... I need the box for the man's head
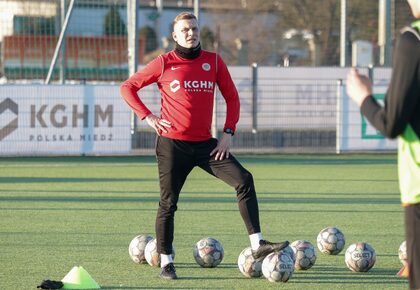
[408,0,420,18]
[172,12,200,48]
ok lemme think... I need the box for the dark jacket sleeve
[360,30,420,139]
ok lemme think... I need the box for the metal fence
[0,65,392,156]
[0,0,415,83]
[0,0,408,155]
[130,66,392,154]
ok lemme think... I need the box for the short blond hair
[172,12,197,29]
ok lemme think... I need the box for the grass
[0,154,408,289]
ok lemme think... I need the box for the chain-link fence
[0,0,136,82]
[0,0,416,83]
[128,65,393,154]
[0,0,413,155]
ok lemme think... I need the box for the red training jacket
[120,50,240,141]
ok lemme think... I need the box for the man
[120,12,288,280]
[346,1,420,288]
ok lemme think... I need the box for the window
[13,16,56,35]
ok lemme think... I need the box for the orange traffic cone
[396,265,409,277]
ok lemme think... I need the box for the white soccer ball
[281,245,296,264]
[345,242,376,272]
[144,238,175,267]
[262,251,294,283]
[128,234,154,264]
[398,241,407,266]
[317,226,345,255]
[237,246,263,278]
[193,237,224,268]
[290,240,317,270]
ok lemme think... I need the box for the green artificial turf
[0,154,408,289]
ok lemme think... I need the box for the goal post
[45,0,75,84]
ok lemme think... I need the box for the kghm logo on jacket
[170,80,181,93]
[170,79,215,93]
[0,98,18,141]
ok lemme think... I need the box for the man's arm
[210,55,240,160]
[215,54,240,133]
[120,56,172,135]
[120,56,162,120]
[360,31,420,138]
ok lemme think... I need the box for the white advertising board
[0,85,131,155]
[337,85,397,152]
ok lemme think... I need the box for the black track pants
[155,136,261,254]
[405,203,420,290]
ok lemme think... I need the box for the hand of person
[346,68,373,107]
[145,114,172,135]
[210,133,232,161]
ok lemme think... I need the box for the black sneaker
[252,239,289,261]
[160,263,177,280]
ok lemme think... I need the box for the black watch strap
[224,128,234,136]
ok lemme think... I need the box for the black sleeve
[360,30,420,139]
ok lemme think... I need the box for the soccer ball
[144,238,176,267]
[398,241,407,266]
[262,250,294,282]
[193,237,224,268]
[317,226,345,255]
[290,240,317,270]
[345,242,376,272]
[128,234,154,264]
[281,245,296,264]
[237,246,263,278]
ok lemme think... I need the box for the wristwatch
[224,128,234,136]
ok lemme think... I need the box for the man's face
[172,18,200,48]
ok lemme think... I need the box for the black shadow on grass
[101,287,154,290]
[0,195,400,205]
[0,189,399,198]
[261,191,398,197]
[0,177,398,184]
[290,275,406,285]
[174,262,237,269]
[0,189,158,194]
[101,286,213,290]
[240,157,397,165]
[0,207,402,214]
[0,156,157,164]
[0,207,157,212]
[173,276,241,281]
[291,266,407,285]
[257,178,397,182]
[257,197,400,205]
[0,196,161,203]
[0,177,155,184]
[0,155,396,166]
[291,279,406,285]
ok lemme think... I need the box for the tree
[206,0,380,66]
[276,0,340,65]
[104,6,126,36]
[200,26,215,51]
[15,16,55,35]
[277,0,379,65]
[207,10,276,64]
[139,26,157,53]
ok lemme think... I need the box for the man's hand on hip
[145,114,172,135]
